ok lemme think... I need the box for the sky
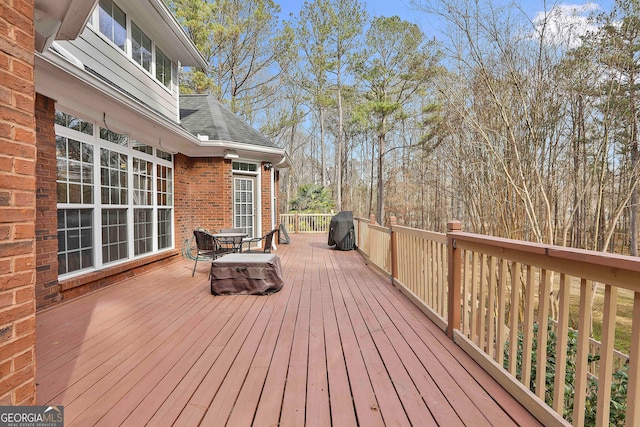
[277,0,615,43]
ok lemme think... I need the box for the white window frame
[89,1,174,92]
[55,111,174,279]
[97,0,127,52]
[232,161,262,239]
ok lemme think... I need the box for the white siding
[57,24,179,122]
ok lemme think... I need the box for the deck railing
[280,213,332,233]
[354,216,640,427]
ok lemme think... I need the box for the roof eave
[146,0,208,69]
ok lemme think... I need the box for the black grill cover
[328,211,355,250]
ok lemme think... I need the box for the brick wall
[174,155,234,248]
[274,170,280,225]
[0,0,37,404]
[174,156,279,247]
[260,165,272,236]
[34,94,60,309]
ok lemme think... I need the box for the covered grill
[328,211,356,251]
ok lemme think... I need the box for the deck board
[36,234,542,426]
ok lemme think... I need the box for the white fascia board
[34,0,98,41]
[36,49,199,149]
[190,139,290,167]
[35,50,290,165]
[145,0,208,69]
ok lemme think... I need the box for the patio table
[212,232,247,252]
[209,253,284,295]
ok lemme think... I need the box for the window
[131,21,152,72]
[157,165,173,207]
[100,127,128,147]
[102,209,128,263]
[56,111,174,276]
[232,161,258,173]
[157,209,172,250]
[155,47,172,88]
[56,137,94,204]
[132,140,153,155]
[91,2,175,89]
[98,0,127,51]
[133,157,154,256]
[58,209,93,275]
[157,165,173,250]
[156,149,172,161]
[55,112,93,135]
[101,147,129,264]
[100,148,128,205]
[134,209,153,255]
[133,158,153,205]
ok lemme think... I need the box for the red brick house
[0,0,288,404]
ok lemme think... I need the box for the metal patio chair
[241,228,278,253]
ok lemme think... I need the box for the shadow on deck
[36,234,540,426]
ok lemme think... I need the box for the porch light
[223,150,239,160]
[263,162,273,171]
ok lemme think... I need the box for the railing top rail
[354,217,370,224]
[451,230,640,291]
[392,224,447,243]
[369,223,390,233]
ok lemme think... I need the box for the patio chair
[241,228,278,253]
[191,230,235,277]
[192,229,215,277]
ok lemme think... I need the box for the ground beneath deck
[36,234,540,426]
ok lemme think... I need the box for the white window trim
[88,1,174,93]
[231,160,262,239]
[55,113,175,280]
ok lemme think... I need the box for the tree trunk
[376,130,385,224]
[629,71,638,256]
[337,74,343,211]
[320,106,326,186]
[368,131,375,216]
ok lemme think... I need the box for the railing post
[295,212,299,234]
[367,214,376,257]
[390,216,398,284]
[447,220,462,339]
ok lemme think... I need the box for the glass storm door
[233,176,256,238]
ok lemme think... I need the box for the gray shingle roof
[179,94,276,148]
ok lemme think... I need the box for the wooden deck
[36,234,541,426]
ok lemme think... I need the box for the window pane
[58,209,93,275]
[155,47,172,88]
[98,0,113,41]
[131,22,152,72]
[158,208,172,250]
[55,112,93,135]
[100,128,128,147]
[232,162,258,172]
[101,148,128,205]
[132,140,153,155]
[113,4,126,50]
[98,0,126,51]
[156,149,172,161]
[57,137,93,205]
[157,165,173,206]
[102,208,128,263]
[133,157,152,206]
[69,184,82,204]
[134,209,153,255]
